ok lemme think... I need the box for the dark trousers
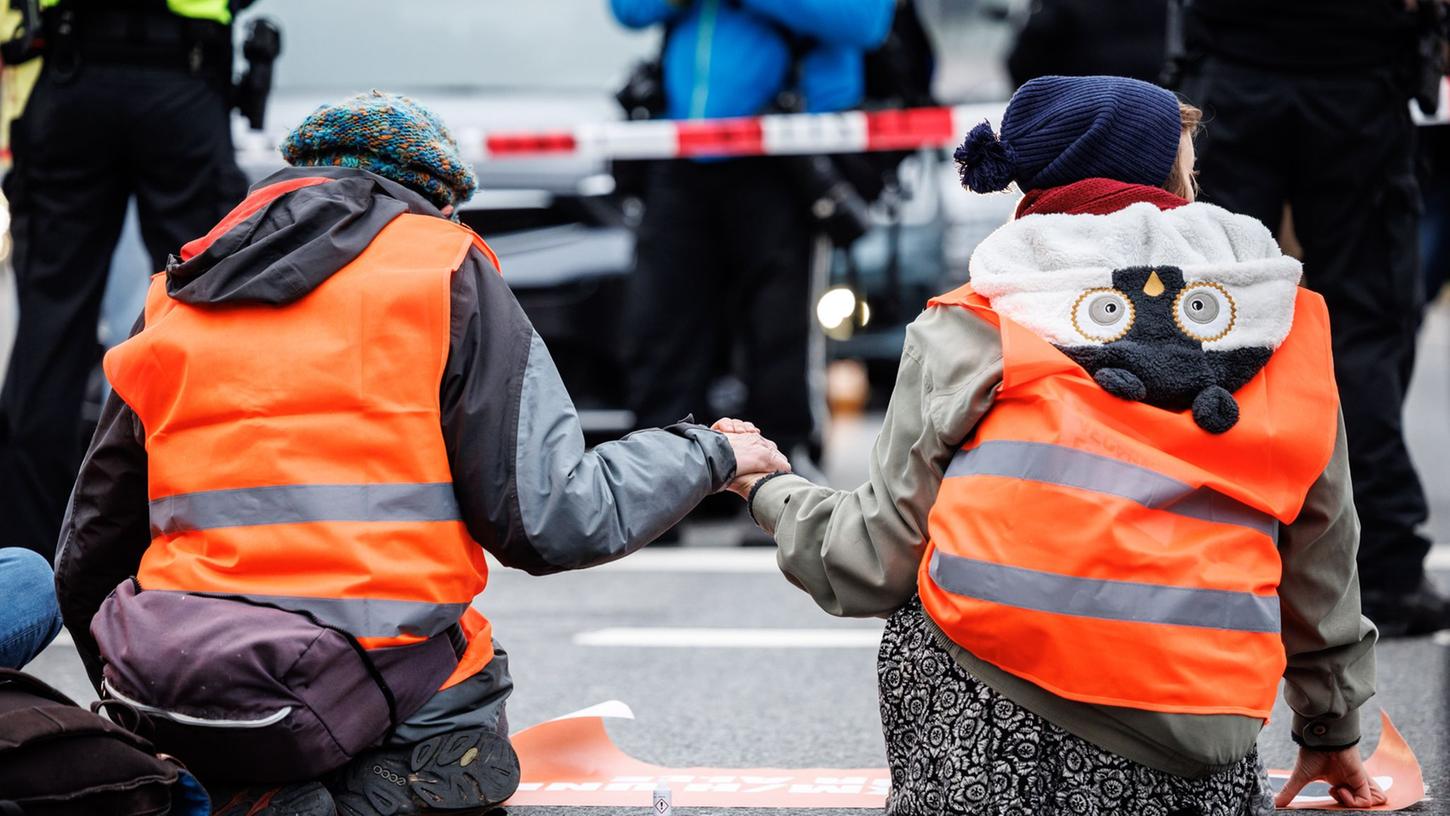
[1181,58,1431,593]
[1418,125,1450,301]
[626,158,817,452]
[0,62,246,558]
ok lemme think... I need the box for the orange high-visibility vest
[104,190,500,690]
[919,284,1340,719]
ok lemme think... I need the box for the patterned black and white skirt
[877,599,1275,816]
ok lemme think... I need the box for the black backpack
[0,669,208,816]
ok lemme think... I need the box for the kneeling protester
[54,91,776,816]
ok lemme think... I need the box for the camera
[781,154,874,249]
[235,17,282,131]
[616,59,666,121]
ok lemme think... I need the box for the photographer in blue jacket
[609,0,894,509]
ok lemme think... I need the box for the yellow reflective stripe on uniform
[165,0,230,25]
[945,440,1278,539]
[149,483,462,535]
[39,0,230,24]
[928,551,1282,633]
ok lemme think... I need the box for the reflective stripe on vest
[917,284,1340,719]
[104,194,497,688]
[150,483,462,535]
[946,441,1278,540]
[182,592,471,640]
[928,551,1281,634]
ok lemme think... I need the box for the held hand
[1274,746,1386,809]
[712,417,760,435]
[721,433,789,497]
[727,468,776,499]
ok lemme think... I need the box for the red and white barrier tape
[479,103,1002,160]
[235,89,1448,168]
[233,103,1006,166]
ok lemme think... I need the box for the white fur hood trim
[968,201,1301,351]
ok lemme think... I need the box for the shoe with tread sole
[332,727,519,815]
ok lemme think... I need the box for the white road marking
[574,627,883,649]
[1432,631,1450,648]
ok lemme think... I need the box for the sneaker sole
[335,728,520,816]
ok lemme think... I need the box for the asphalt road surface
[24,301,1450,814]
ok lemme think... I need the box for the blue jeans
[0,547,63,669]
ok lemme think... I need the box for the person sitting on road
[53,91,789,816]
[0,548,63,670]
[726,75,1383,813]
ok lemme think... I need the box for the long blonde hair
[1164,102,1203,200]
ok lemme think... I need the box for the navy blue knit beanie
[955,75,1182,194]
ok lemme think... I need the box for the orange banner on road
[1273,711,1424,811]
[507,702,888,809]
[507,703,1424,811]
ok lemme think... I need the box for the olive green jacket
[752,304,1377,779]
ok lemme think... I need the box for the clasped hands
[712,418,791,499]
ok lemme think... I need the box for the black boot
[331,727,519,815]
[1362,578,1450,638]
[211,781,336,816]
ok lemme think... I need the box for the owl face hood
[969,200,1302,432]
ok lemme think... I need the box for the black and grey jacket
[54,167,737,695]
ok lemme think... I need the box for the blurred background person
[1176,0,1446,636]
[1006,0,1167,87]
[0,0,255,558]
[1419,122,1450,302]
[609,0,896,533]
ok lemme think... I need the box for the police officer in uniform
[1176,0,1448,637]
[0,0,252,558]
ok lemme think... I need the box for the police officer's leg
[625,160,726,430]
[1179,57,1294,229]
[0,66,130,557]
[1289,70,1433,623]
[727,158,816,458]
[127,66,246,269]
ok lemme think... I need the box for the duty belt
[44,9,230,76]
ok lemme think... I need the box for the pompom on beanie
[280,91,478,211]
[955,75,1182,195]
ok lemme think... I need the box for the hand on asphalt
[1274,746,1386,809]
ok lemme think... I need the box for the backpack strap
[0,667,79,708]
[0,705,157,755]
[0,669,159,756]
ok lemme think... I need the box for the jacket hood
[165,166,449,307]
[969,200,1303,353]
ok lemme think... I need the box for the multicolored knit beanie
[955,75,1181,195]
[280,90,478,210]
